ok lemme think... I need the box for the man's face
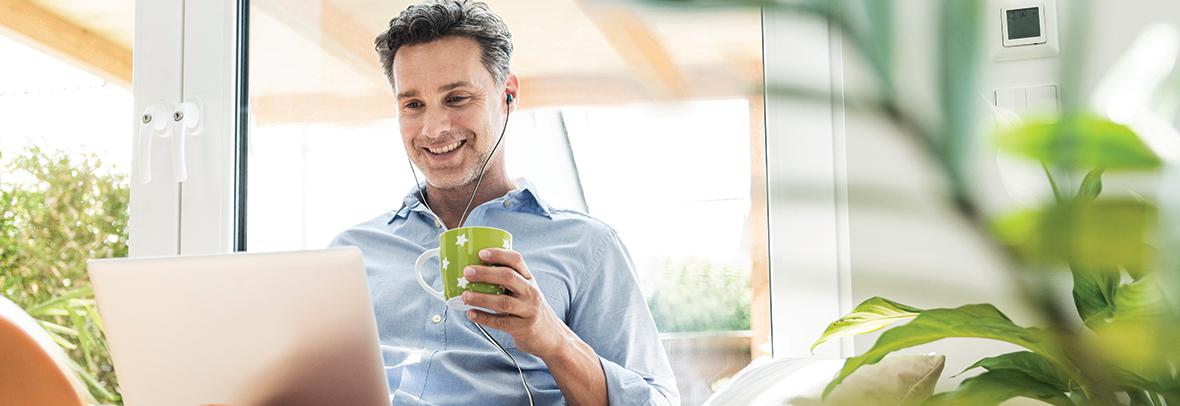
[393,36,510,190]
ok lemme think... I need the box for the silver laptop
[88,247,390,406]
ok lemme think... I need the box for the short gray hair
[375,0,513,85]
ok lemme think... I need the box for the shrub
[648,257,751,333]
[1,146,127,403]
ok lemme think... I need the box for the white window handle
[172,100,203,182]
[135,100,202,184]
[136,104,171,184]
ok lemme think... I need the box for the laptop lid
[88,247,389,406]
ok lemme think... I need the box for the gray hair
[375,0,513,86]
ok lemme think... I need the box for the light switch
[993,84,1058,117]
[994,87,1026,112]
[1025,84,1059,114]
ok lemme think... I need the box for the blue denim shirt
[330,179,679,405]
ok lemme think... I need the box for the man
[330,1,679,405]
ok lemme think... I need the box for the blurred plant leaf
[993,199,1157,272]
[1090,276,1180,392]
[822,303,1077,399]
[811,297,921,352]
[1126,390,1152,406]
[995,114,1162,170]
[25,286,93,317]
[1110,275,1170,322]
[959,351,1072,392]
[1092,318,1179,391]
[1071,265,1119,328]
[1042,163,1065,204]
[66,357,111,403]
[38,319,80,336]
[925,369,1073,406]
[1076,168,1104,202]
[938,0,984,202]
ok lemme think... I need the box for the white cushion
[703,354,945,406]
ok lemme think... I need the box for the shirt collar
[389,178,552,224]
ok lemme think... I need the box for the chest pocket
[534,270,571,323]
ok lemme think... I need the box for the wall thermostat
[1001,5,1047,47]
[989,0,1059,61]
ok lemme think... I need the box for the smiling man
[329,1,678,405]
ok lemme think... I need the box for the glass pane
[245,1,764,403]
[0,2,133,402]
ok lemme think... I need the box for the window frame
[761,9,853,358]
[128,0,184,257]
[129,0,241,257]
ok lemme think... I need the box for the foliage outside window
[648,257,751,333]
[1,146,127,403]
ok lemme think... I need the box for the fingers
[467,308,519,331]
[462,290,532,317]
[464,264,529,296]
[478,248,533,280]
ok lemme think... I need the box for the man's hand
[460,248,571,359]
[462,247,609,406]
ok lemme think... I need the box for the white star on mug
[456,276,469,288]
[502,238,511,249]
[441,258,449,269]
[455,234,468,247]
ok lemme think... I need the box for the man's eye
[404,101,423,109]
[446,96,469,105]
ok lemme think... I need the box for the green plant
[812,115,1179,405]
[648,257,751,333]
[631,0,1180,404]
[1,146,127,404]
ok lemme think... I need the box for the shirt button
[503,200,513,208]
[431,314,443,324]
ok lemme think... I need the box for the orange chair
[0,295,90,406]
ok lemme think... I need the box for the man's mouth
[425,140,466,155]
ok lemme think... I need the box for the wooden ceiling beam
[578,3,686,98]
[253,1,388,88]
[0,0,132,88]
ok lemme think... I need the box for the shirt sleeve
[567,227,679,406]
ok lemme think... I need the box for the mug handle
[415,248,446,302]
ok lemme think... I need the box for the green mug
[415,226,511,310]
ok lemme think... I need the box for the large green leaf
[822,303,1072,398]
[960,351,1073,392]
[811,297,922,352]
[1071,265,1119,328]
[994,114,1162,170]
[925,369,1074,406]
[1110,275,1170,321]
[993,199,1157,272]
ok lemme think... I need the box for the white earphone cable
[405,95,533,404]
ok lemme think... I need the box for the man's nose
[421,107,451,139]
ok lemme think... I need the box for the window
[0,2,133,402]
[242,1,766,403]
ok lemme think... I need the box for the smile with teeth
[426,140,465,155]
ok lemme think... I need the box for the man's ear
[503,73,520,112]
